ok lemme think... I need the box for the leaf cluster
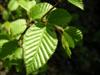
[0,0,83,74]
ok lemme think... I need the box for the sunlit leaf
[29,2,53,19]
[18,0,36,12]
[68,0,84,10]
[8,0,19,11]
[2,21,11,35]
[23,23,58,74]
[10,19,26,36]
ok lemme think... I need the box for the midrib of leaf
[30,27,46,63]
[32,27,55,65]
[24,27,45,59]
[23,24,58,73]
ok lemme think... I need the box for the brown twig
[18,20,35,46]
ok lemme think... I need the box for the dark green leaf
[0,40,8,48]
[47,8,72,27]
[0,40,19,59]
[0,34,9,40]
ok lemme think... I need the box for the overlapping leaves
[64,26,83,43]
[0,39,22,72]
[18,0,36,12]
[0,40,22,59]
[3,19,26,36]
[61,26,82,57]
[1,1,83,74]
[8,0,36,11]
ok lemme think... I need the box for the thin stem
[18,20,35,46]
[18,26,30,41]
[18,20,35,67]
[55,25,64,34]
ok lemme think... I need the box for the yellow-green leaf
[68,0,84,10]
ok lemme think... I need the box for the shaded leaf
[0,40,8,48]
[62,34,72,57]
[0,34,9,40]
[35,0,41,3]
[47,8,72,26]
[2,10,9,21]
[0,40,8,53]
[62,32,75,48]
[0,40,19,59]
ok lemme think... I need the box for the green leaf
[0,40,8,53]
[2,21,11,35]
[62,32,75,48]
[10,19,26,36]
[8,0,19,11]
[10,47,22,60]
[29,2,53,19]
[18,0,36,12]
[0,41,22,71]
[61,26,82,57]
[64,26,83,43]
[68,0,84,10]
[47,8,72,26]
[0,40,19,59]
[62,34,71,57]
[2,19,26,36]
[3,58,22,72]
[0,33,10,40]
[2,10,9,21]
[35,0,41,3]
[23,23,58,74]
[0,40,8,48]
